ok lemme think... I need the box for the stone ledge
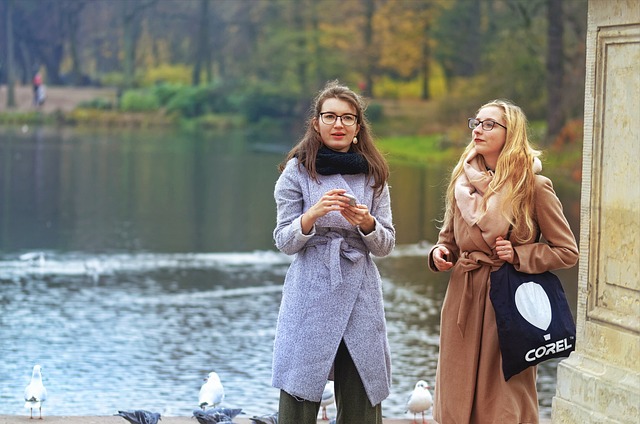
[0,415,551,424]
[554,353,640,423]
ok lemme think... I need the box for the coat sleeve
[273,160,314,255]
[428,209,459,272]
[513,175,579,274]
[360,183,396,257]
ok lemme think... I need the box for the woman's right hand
[301,189,347,234]
[432,246,453,271]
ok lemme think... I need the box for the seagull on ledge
[406,380,433,424]
[24,365,47,420]
[199,371,225,410]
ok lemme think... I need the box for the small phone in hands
[342,193,357,206]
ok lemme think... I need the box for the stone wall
[552,0,640,422]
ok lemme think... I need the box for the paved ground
[0,415,551,423]
[0,84,117,114]
[2,417,421,424]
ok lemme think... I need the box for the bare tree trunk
[6,0,16,107]
[363,0,375,98]
[121,0,157,89]
[420,10,431,100]
[192,0,209,85]
[66,1,87,85]
[546,0,564,143]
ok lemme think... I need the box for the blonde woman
[428,100,578,423]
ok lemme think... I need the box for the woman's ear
[312,118,319,133]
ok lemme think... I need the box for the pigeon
[192,409,233,424]
[320,380,335,420]
[192,407,243,424]
[250,412,278,424]
[406,380,433,424]
[115,410,161,424]
[24,364,47,419]
[199,371,225,410]
[208,408,242,419]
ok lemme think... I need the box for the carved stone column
[552,1,640,422]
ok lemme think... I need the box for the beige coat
[428,175,578,424]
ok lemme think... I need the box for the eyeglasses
[468,118,507,131]
[319,112,358,126]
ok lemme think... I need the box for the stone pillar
[552,1,640,423]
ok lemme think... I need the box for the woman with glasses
[271,80,394,424]
[427,99,578,423]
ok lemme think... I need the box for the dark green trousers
[278,340,383,424]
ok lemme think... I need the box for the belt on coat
[455,251,502,337]
[305,231,367,289]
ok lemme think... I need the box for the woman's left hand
[495,236,515,263]
[341,203,375,234]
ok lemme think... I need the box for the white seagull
[24,364,47,420]
[406,380,433,424]
[199,371,225,410]
[320,381,335,420]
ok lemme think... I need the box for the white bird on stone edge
[199,371,225,410]
[24,364,47,420]
[406,380,433,424]
[320,380,335,420]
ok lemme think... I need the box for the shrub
[365,102,384,122]
[140,64,192,86]
[235,83,302,123]
[152,83,185,106]
[164,82,235,118]
[120,90,160,112]
[77,97,114,110]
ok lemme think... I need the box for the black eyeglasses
[319,112,358,126]
[468,118,507,131]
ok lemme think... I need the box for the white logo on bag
[525,338,573,362]
[515,281,574,362]
[515,282,552,331]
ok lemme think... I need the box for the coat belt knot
[307,231,366,289]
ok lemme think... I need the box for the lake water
[0,126,580,419]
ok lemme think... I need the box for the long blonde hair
[443,99,541,243]
[278,80,389,195]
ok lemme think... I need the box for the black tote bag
[489,262,576,381]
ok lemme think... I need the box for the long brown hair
[278,80,389,195]
[443,99,541,243]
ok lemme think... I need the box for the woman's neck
[483,155,498,172]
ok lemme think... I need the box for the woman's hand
[340,199,375,234]
[433,246,453,271]
[301,189,350,234]
[495,236,514,263]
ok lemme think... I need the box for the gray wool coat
[271,158,395,407]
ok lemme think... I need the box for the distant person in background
[427,99,578,423]
[33,72,45,107]
[271,80,395,424]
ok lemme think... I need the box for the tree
[192,0,211,85]
[121,0,157,88]
[4,0,15,107]
[362,0,376,97]
[61,0,89,85]
[546,0,564,142]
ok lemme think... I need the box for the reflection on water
[0,127,580,418]
[0,249,561,418]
